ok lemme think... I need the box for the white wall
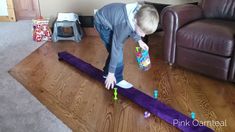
[0,0,8,16]
[40,0,198,17]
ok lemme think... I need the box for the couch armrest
[229,50,235,82]
[161,4,203,64]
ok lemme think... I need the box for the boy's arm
[108,41,122,73]
[130,31,141,43]
[130,32,149,50]
[108,26,127,73]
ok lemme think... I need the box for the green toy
[136,47,139,52]
[114,88,118,100]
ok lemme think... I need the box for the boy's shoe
[116,80,133,89]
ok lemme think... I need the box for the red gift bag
[32,18,52,42]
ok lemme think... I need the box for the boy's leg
[115,51,133,89]
[102,45,112,76]
[94,20,113,76]
[94,21,112,47]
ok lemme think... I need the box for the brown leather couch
[161,0,235,81]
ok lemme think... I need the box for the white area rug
[0,20,71,132]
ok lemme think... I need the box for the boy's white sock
[116,80,133,89]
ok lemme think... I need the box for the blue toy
[154,90,158,99]
[191,112,196,119]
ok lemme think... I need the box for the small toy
[191,112,196,120]
[114,88,118,100]
[144,111,151,118]
[136,47,139,52]
[135,47,151,71]
[154,90,158,99]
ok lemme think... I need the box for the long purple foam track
[58,51,213,132]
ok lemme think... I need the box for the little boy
[94,2,159,89]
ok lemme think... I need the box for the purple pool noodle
[58,51,214,132]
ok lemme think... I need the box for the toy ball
[144,111,151,118]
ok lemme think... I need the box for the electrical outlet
[94,9,98,15]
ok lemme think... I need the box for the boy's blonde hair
[135,4,159,35]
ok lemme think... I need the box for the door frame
[0,0,16,22]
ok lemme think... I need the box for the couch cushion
[177,19,235,57]
[201,0,235,20]
[176,46,230,80]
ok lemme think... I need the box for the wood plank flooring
[9,33,235,132]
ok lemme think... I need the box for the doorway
[13,0,40,20]
[0,0,16,21]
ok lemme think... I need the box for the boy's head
[135,4,159,37]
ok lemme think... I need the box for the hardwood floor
[9,33,235,132]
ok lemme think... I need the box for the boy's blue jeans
[94,20,124,82]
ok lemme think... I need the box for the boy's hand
[138,40,149,51]
[105,72,116,89]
